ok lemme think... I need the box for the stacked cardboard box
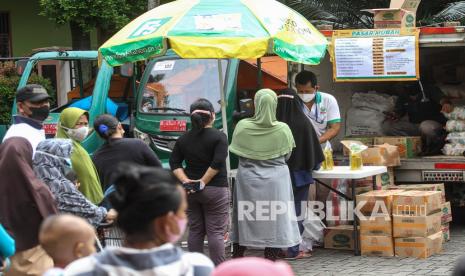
[389,184,452,242]
[373,137,422,158]
[363,0,420,29]
[356,190,405,257]
[392,191,443,258]
[324,225,355,250]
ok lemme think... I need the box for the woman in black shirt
[169,98,229,266]
[92,114,162,192]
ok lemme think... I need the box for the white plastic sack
[346,107,385,136]
[446,120,465,132]
[446,132,465,144]
[351,92,397,113]
[302,209,326,245]
[444,106,465,120]
[442,143,465,156]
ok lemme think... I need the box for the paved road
[235,224,465,276]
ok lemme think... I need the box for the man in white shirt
[2,84,51,156]
[295,70,341,146]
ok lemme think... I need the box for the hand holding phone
[182,180,205,194]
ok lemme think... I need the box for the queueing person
[39,214,97,275]
[0,138,58,275]
[229,89,301,260]
[56,107,104,204]
[64,163,214,275]
[277,88,325,259]
[92,114,161,192]
[2,84,51,156]
[33,139,117,227]
[169,99,229,265]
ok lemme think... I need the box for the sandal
[283,250,312,260]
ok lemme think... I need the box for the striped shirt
[64,243,214,276]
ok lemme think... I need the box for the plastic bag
[442,143,465,156]
[302,208,326,245]
[446,132,465,145]
[321,142,334,170]
[444,106,465,120]
[326,179,350,227]
[446,120,465,132]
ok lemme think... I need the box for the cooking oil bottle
[322,142,334,170]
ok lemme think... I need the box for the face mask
[64,126,89,142]
[29,106,50,121]
[166,216,187,244]
[298,93,316,103]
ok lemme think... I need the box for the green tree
[39,0,146,49]
[282,0,465,29]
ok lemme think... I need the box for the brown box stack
[392,190,443,258]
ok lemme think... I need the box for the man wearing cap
[2,84,51,156]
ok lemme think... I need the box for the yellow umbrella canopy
[99,0,328,66]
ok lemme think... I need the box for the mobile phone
[182,181,202,192]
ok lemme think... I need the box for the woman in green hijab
[230,89,301,261]
[56,107,103,204]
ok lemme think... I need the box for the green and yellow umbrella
[99,0,328,66]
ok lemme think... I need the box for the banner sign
[332,28,419,82]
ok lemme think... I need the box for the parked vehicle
[1,49,137,153]
[133,51,288,166]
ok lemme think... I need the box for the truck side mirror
[120,62,134,77]
[15,59,28,76]
[239,98,254,117]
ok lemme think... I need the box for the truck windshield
[140,59,227,114]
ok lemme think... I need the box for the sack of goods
[442,106,465,156]
[346,92,397,136]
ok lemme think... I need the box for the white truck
[290,26,465,207]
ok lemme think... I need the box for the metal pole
[217,59,231,185]
[257,58,263,89]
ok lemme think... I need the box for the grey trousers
[382,118,446,155]
[187,186,229,266]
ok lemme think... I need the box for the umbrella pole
[217,59,231,185]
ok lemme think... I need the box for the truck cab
[2,49,137,153]
[133,51,288,166]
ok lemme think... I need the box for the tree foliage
[280,0,465,29]
[39,0,147,33]
[0,62,55,124]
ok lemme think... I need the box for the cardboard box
[441,201,453,224]
[360,215,392,236]
[373,137,421,158]
[390,0,421,12]
[393,212,442,237]
[361,235,394,257]
[392,191,442,216]
[362,144,401,167]
[389,183,446,203]
[343,136,375,156]
[395,231,443,259]
[356,190,405,215]
[377,167,395,189]
[324,225,355,250]
[369,9,416,29]
[349,185,374,196]
[442,223,450,242]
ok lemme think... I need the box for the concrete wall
[0,0,98,56]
